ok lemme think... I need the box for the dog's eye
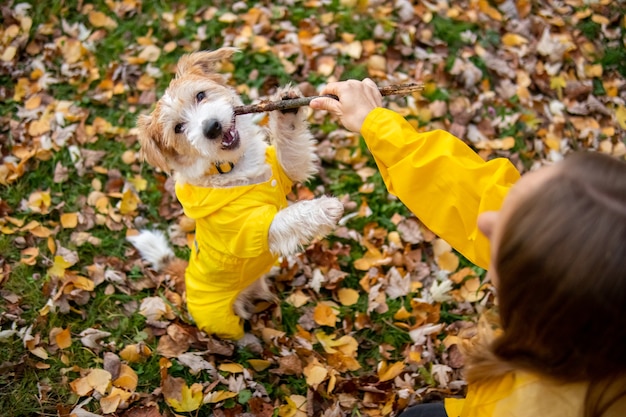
[174,123,185,134]
[196,91,206,102]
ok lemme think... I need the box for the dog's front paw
[272,86,304,117]
[315,195,344,234]
[269,196,344,256]
[279,91,301,115]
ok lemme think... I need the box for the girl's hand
[310,78,382,133]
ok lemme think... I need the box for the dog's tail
[127,229,175,271]
[127,229,187,294]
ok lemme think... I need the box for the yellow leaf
[204,390,238,403]
[88,10,118,29]
[285,289,310,308]
[337,288,359,306]
[303,360,328,388]
[58,37,84,64]
[437,251,460,272]
[48,255,73,278]
[165,382,203,412]
[584,64,602,78]
[100,392,121,414]
[315,332,359,356]
[353,241,389,270]
[313,302,338,327]
[112,364,138,391]
[47,236,56,255]
[29,224,52,238]
[20,247,39,265]
[70,376,93,396]
[128,175,147,191]
[24,95,42,110]
[60,212,78,229]
[248,359,271,372]
[72,276,95,291]
[261,327,286,344]
[459,275,487,302]
[55,327,72,349]
[119,343,152,363]
[478,0,502,20]
[138,45,161,63]
[501,33,528,46]
[432,238,452,257]
[550,75,567,99]
[615,105,626,130]
[377,361,405,382]
[119,189,140,214]
[27,190,51,214]
[219,363,244,373]
[29,346,48,360]
[278,394,307,417]
[86,369,112,395]
[393,306,412,321]
[1,45,16,62]
[28,117,51,136]
[591,14,609,25]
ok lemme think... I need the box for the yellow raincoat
[363,110,626,415]
[443,370,625,417]
[361,108,520,270]
[175,146,293,339]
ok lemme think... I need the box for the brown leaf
[120,406,164,417]
[270,354,302,376]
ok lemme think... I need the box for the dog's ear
[137,114,171,174]
[175,47,239,77]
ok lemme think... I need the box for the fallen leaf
[119,343,152,363]
[89,10,118,29]
[313,302,339,327]
[278,394,307,417]
[378,361,405,382]
[20,247,39,265]
[54,327,72,349]
[61,212,79,228]
[112,364,138,391]
[616,105,626,130]
[218,362,244,373]
[303,359,328,388]
[162,376,203,412]
[337,288,359,306]
[48,255,74,278]
[86,368,112,395]
[248,359,271,372]
[204,390,238,404]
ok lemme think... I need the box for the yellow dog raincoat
[175,146,292,339]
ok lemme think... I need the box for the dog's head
[137,48,245,177]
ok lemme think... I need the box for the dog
[128,48,344,340]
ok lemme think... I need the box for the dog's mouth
[221,116,240,150]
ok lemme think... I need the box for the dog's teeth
[221,125,240,149]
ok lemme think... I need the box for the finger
[363,78,377,87]
[310,97,341,113]
[318,82,341,96]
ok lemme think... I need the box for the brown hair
[464,152,626,415]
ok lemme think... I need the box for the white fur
[268,196,345,256]
[126,230,174,271]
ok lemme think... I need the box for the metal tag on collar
[215,161,234,174]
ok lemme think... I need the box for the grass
[1,0,624,415]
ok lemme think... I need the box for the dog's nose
[202,119,222,139]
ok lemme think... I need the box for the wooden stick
[233,82,424,116]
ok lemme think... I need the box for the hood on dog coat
[175,146,293,339]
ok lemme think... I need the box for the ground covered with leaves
[1,0,625,416]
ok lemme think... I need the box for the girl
[311,81,626,416]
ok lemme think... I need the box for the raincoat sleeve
[360,108,520,270]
